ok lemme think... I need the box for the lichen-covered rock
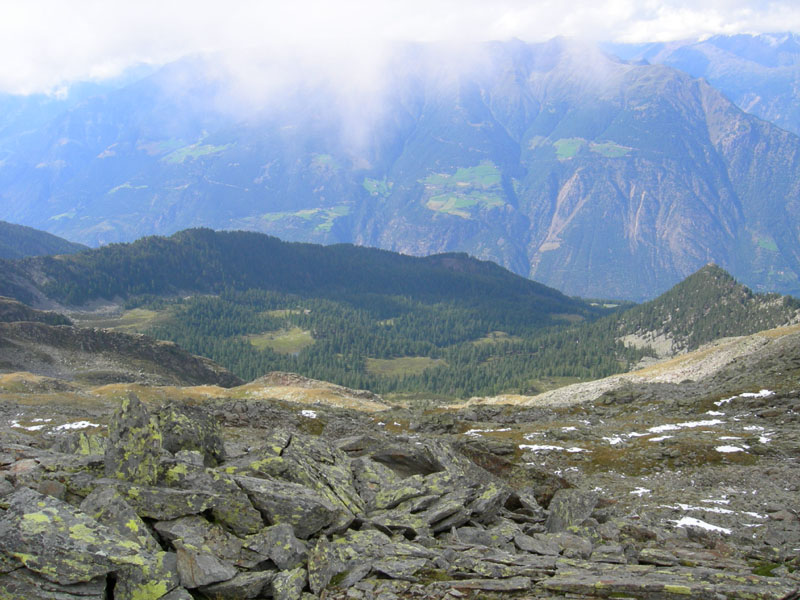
[545,488,599,533]
[160,462,263,536]
[244,523,307,570]
[114,551,180,600]
[99,480,217,520]
[154,515,243,564]
[173,539,238,589]
[198,570,275,599]
[157,403,226,467]
[307,537,342,595]
[235,475,344,539]
[540,560,797,599]
[51,430,108,456]
[271,567,308,600]
[0,567,106,599]
[104,393,162,485]
[80,486,162,553]
[0,487,177,596]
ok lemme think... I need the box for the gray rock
[160,463,263,536]
[160,588,194,600]
[0,487,177,596]
[0,567,106,599]
[174,539,238,589]
[271,567,308,600]
[244,522,307,570]
[80,486,162,553]
[450,576,532,592]
[157,403,226,466]
[307,537,343,595]
[104,393,162,485]
[272,568,308,600]
[199,570,275,599]
[514,532,560,555]
[154,515,243,563]
[99,480,217,520]
[236,475,342,539]
[545,488,599,533]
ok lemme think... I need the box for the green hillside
[0,220,87,260]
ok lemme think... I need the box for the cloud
[1,0,799,95]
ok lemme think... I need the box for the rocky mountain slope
[611,263,800,357]
[1,317,798,598]
[3,39,800,299]
[0,297,241,388]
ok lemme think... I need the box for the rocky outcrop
[1,391,799,599]
[0,321,242,387]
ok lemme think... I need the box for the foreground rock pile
[1,393,799,599]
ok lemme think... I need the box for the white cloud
[1,0,799,95]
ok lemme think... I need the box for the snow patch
[671,516,731,534]
[630,487,651,496]
[54,421,99,431]
[715,445,747,453]
[649,435,673,442]
[301,410,317,419]
[464,428,511,436]
[519,444,589,453]
[603,436,624,445]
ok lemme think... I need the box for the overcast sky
[2,0,799,95]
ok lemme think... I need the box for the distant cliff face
[2,39,800,300]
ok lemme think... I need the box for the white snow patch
[630,487,651,496]
[10,420,45,431]
[377,422,386,426]
[743,425,765,431]
[718,436,741,440]
[706,410,726,416]
[522,432,544,440]
[715,445,747,453]
[31,418,52,423]
[54,421,99,431]
[759,436,772,444]
[519,444,589,453]
[715,389,773,406]
[740,389,773,398]
[561,426,577,432]
[603,436,624,445]
[702,498,730,505]
[301,410,317,419]
[671,516,731,534]
[649,435,673,442]
[464,428,510,436]
[742,511,768,519]
[676,503,734,515]
[648,419,724,434]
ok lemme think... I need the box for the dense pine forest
[131,289,644,398]
[3,229,798,398]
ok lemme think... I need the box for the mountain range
[2,36,800,299]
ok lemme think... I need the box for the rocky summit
[1,344,799,600]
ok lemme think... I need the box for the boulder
[236,475,344,539]
[545,488,599,533]
[104,394,162,485]
[157,403,226,466]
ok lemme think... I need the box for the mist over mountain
[2,37,800,300]
[605,32,800,136]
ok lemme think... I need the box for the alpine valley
[1,228,799,599]
[3,35,800,300]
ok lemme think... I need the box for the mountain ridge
[3,39,800,299]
